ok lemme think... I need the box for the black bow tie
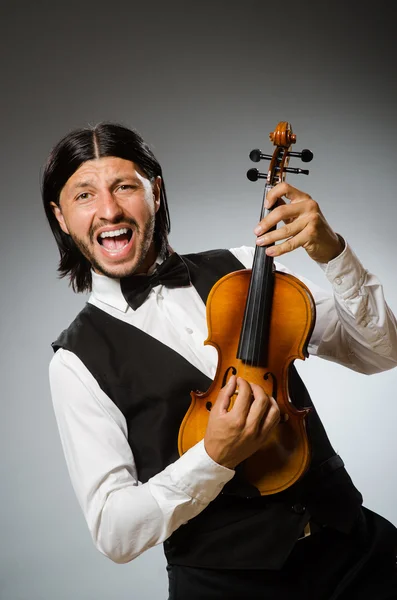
[120,252,191,310]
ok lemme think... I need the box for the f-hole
[263,371,278,400]
[222,366,237,387]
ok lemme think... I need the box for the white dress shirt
[49,244,397,564]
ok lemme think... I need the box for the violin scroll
[247,121,314,183]
[269,121,296,147]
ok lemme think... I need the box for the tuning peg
[249,149,273,163]
[284,167,310,175]
[247,168,266,181]
[247,166,309,182]
[288,149,313,163]
[250,148,313,163]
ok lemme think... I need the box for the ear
[152,176,162,213]
[50,202,70,235]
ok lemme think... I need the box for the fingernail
[254,226,262,235]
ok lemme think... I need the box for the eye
[76,192,91,201]
[118,184,134,191]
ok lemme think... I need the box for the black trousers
[167,508,397,600]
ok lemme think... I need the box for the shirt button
[334,277,343,285]
[291,503,306,515]
[186,327,193,334]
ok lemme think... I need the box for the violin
[178,121,316,495]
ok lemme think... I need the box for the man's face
[52,156,161,278]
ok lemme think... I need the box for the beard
[69,213,156,279]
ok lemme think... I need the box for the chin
[92,255,140,279]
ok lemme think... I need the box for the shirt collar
[89,256,164,313]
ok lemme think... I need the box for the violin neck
[237,184,275,366]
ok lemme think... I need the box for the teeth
[99,228,129,239]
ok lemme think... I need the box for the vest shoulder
[182,248,244,269]
[51,304,109,353]
[183,248,231,261]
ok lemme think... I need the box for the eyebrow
[70,176,140,191]
[71,180,94,190]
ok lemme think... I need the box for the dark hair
[41,122,171,293]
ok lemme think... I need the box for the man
[44,122,397,599]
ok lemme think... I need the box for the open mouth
[97,227,133,253]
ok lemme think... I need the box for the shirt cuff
[316,236,367,299]
[167,440,235,505]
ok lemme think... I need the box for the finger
[254,198,287,237]
[256,219,303,248]
[215,375,237,413]
[231,377,255,421]
[254,202,305,237]
[265,197,286,211]
[245,383,271,431]
[259,396,280,439]
[265,182,310,209]
[265,227,310,257]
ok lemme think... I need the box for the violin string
[252,183,272,368]
[239,151,279,401]
[240,182,271,386]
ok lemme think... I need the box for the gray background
[1,1,396,599]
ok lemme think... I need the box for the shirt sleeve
[229,243,397,374]
[49,349,234,564]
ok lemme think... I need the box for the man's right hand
[203,375,280,469]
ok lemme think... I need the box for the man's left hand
[254,182,344,264]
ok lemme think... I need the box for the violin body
[178,121,316,495]
[178,267,315,495]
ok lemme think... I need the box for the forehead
[63,156,147,192]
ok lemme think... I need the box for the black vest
[53,250,363,569]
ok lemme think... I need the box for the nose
[97,190,123,221]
